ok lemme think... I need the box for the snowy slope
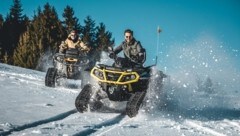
[0,62,240,136]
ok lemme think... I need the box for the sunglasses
[125,35,132,39]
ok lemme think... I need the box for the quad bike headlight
[131,75,136,80]
[125,76,130,81]
[99,72,103,77]
[122,74,136,82]
[93,69,104,80]
[94,69,99,75]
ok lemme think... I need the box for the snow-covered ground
[0,60,240,136]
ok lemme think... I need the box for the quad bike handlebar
[107,46,145,65]
[53,52,89,66]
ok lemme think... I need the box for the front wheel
[126,91,146,118]
[45,68,57,87]
[75,84,93,113]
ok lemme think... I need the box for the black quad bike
[75,47,167,117]
[45,49,90,88]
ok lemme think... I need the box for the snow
[1,41,240,135]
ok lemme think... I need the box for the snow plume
[165,34,240,92]
[143,66,169,113]
[144,34,240,118]
[36,49,54,72]
[97,51,114,65]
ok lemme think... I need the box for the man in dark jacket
[109,29,146,68]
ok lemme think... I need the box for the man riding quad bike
[45,48,90,88]
[75,29,166,117]
[75,47,166,117]
[45,30,91,88]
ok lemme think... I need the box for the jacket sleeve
[113,42,123,54]
[136,42,143,52]
[79,41,90,51]
[136,41,146,64]
[61,40,68,48]
[59,40,68,53]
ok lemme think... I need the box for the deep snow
[0,62,240,136]
[1,36,240,136]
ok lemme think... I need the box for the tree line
[0,0,114,71]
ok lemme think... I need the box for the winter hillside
[1,38,240,136]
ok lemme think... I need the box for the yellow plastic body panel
[65,58,78,62]
[90,66,140,85]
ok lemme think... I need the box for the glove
[59,47,65,53]
[109,52,115,59]
[139,52,143,56]
[131,56,138,62]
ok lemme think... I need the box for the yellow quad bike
[45,49,90,88]
[75,49,166,117]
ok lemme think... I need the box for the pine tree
[93,23,114,61]
[82,16,96,48]
[204,77,214,94]
[3,52,10,64]
[95,23,114,52]
[32,3,64,70]
[0,14,3,28]
[13,8,41,69]
[13,30,30,68]
[13,3,65,70]
[80,16,115,63]
[13,25,41,69]
[1,0,28,64]
[10,0,23,21]
[62,5,81,34]
[0,14,4,60]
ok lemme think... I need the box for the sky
[1,0,240,69]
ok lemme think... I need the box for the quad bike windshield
[90,64,140,85]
